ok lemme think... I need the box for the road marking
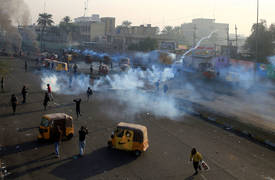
[200,174,208,180]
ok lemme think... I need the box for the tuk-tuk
[42,59,68,72]
[108,122,149,156]
[37,113,74,141]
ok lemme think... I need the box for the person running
[86,87,93,101]
[79,126,88,156]
[53,126,62,158]
[189,148,203,175]
[10,94,18,115]
[47,84,53,101]
[21,85,28,104]
[43,92,50,111]
[73,98,82,119]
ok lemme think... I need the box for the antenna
[84,0,89,17]
[43,0,46,13]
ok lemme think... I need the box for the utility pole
[192,24,197,63]
[255,0,259,81]
[193,24,197,47]
[226,26,230,57]
[235,24,238,49]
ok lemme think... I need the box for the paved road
[0,58,275,180]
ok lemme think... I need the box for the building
[101,17,115,35]
[181,18,229,48]
[116,24,159,36]
[74,14,105,42]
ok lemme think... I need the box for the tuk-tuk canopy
[117,122,148,142]
[42,113,72,121]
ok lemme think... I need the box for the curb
[190,108,275,150]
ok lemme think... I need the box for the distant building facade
[74,14,105,42]
[181,18,229,48]
[101,17,116,35]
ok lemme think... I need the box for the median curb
[189,105,275,150]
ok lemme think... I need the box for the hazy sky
[24,0,275,36]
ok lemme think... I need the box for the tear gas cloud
[41,71,90,95]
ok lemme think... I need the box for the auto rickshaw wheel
[67,133,73,140]
[107,141,112,149]
[134,150,141,157]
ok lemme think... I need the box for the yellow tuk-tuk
[43,59,68,72]
[108,122,149,156]
[38,113,74,141]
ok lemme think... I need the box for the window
[40,118,49,127]
[125,131,131,137]
[116,128,124,137]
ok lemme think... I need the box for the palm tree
[37,13,54,50]
[62,16,71,24]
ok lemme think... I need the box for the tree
[37,13,54,50]
[62,16,71,24]
[161,26,173,35]
[245,20,273,62]
[128,37,158,52]
[121,20,132,27]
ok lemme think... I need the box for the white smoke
[40,71,90,95]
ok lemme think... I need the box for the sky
[24,0,275,36]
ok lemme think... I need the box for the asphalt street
[0,57,275,180]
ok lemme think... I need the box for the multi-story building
[181,18,229,47]
[100,17,115,35]
[74,14,105,42]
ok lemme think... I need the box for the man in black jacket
[79,126,88,156]
[21,85,28,103]
[10,94,18,115]
[73,98,82,118]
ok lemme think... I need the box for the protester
[73,64,78,74]
[73,98,82,118]
[1,76,4,91]
[10,94,18,115]
[21,85,28,104]
[24,60,28,72]
[189,148,203,175]
[155,80,160,92]
[69,75,73,88]
[90,64,93,74]
[79,126,88,156]
[43,92,50,110]
[163,84,169,94]
[53,126,62,158]
[86,87,93,101]
[47,84,53,101]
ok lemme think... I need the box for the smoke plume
[0,0,31,54]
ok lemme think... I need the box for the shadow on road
[0,140,51,157]
[51,147,136,179]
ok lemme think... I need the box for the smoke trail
[178,31,217,63]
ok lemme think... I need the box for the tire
[67,133,73,140]
[134,150,141,157]
[107,141,112,149]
